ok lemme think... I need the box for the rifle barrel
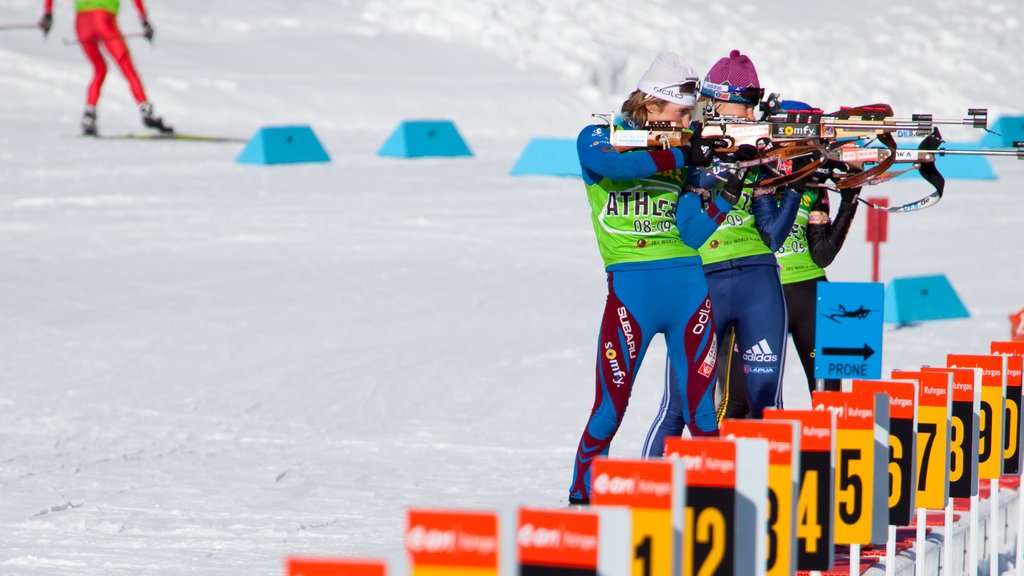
[930,148,1024,158]
[0,23,40,30]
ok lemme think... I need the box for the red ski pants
[75,9,147,106]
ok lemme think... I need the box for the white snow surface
[0,0,1022,573]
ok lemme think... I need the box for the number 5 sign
[812,390,890,546]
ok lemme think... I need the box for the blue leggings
[569,261,719,501]
[707,260,788,419]
[659,259,788,434]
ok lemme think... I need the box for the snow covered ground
[0,0,1022,574]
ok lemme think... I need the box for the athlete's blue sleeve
[676,193,732,250]
[577,125,686,184]
[750,186,801,252]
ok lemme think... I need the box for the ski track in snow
[0,0,1022,573]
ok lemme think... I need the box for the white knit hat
[637,52,699,107]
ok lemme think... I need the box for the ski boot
[81,106,98,136]
[139,101,174,134]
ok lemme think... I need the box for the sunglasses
[701,81,765,105]
[646,78,700,102]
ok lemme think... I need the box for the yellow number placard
[590,458,680,576]
[834,428,874,544]
[916,405,951,508]
[631,507,672,576]
[948,354,1006,480]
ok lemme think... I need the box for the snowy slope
[0,0,1022,574]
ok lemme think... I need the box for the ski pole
[61,32,147,46]
[0,23,41,31]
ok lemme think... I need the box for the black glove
[717,170,744,206]
[141,20,154,42]
[839,186,861,204]
[39,12,53,36]
[729,144,759,162]
[681,138,715,168]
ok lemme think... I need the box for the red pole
[872,241,881,282]
[865,197,889,282]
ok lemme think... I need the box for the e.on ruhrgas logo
[590,458,675,509]
[405,509,499,571]
[517,508,599,571]
[663,437,736,488]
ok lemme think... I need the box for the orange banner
[664,437,736,488]
[589,458,675,510]
[287,557,386,576]
[851,379,917,418]
[406,510,499,569]
[764,409,833,452]
[721,419,797,466]
[890,371,950,408]
[517,508,598,569]
[812,391,877,431]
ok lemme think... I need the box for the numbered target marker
[287,557,387,576]
[991,343,1024,576]
[812,390,890,546]
[590,458,684,576]
[517,506,631,576]
[664,437,768,576]
[921,366,981,498]
[947,354,1008,480]
[406,509,500,576]
[720,419,800,576]
[763,408,835,571]
[890,371,953,511]
[851,379,918,524]
[991,341,1024,476]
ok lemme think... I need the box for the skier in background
[769,100,863,397]
[568,52,745,505]
[661,50,802,422]
[38,0,172,136]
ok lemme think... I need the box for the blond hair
[620,90,664,128]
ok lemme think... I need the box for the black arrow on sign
[822,344,875,360]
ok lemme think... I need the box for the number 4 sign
[763,408,836,572]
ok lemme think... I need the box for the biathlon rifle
[701,103,1017,210]
[828,129,1024,212]
[591,112,695,152]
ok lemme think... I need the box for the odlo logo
[692,297,712,335]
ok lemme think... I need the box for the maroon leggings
[76,9,147,106]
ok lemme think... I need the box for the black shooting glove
[729,144,759,162]
[39,12,53,36]
[717,170,745,206]
[681,139,714,168]
[141,20,154,42]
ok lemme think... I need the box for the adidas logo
[742,339,778,363]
